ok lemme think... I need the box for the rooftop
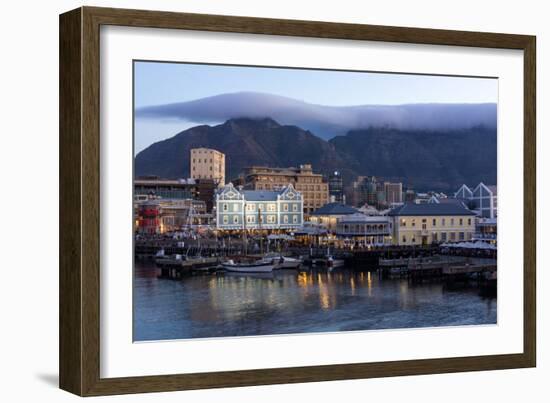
[388,202,476,216]
[241,190,281,201]
[339,213,390,224]
[310,203,358,216]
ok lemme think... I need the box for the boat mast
[243,201,247,256]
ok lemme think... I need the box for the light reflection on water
[134,260,496,341]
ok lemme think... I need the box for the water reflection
[134,261,496,341]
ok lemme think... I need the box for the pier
[378,255,497,284]
[156,256,220,279]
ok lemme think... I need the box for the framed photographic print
[59,6,536,396]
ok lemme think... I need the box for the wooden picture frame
[59,6,536,396]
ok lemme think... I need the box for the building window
[451,218,455,226]
[284,204,289,212]
[400,219,406,227]
[450,232,456,241]
[283,215,289,224]
[267,215,276,223]
[268,204,276,212]
[442,218,446,226]
[233,216,239,224]
[233,204,239,212]
[402,235,407,243]
[432,218,436,226]
[459,218,463,225]
[292,204,298,212]
[223,203,228,212]
[247,216,255,224]
[422,224,427,230]
[293,215,298,224]
[223,216,228,224]
[459,232,465,240]
[468,218,472,226]
[246,204,255,212]
[441,232,447,241]
[412,219,416,227]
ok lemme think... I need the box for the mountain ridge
[134,117,496,192]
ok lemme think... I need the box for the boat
[221,259,275,273]
[275,256,302,269]
[327,256,345,269]
[263,252,302,269]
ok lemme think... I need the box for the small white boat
[222,259,275,273]
[275,256,302,269]
[327,256,345,269]
[264,253,302,269]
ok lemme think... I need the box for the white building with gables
[215,183,303,230]
[453,182,497,219]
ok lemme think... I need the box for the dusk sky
[134,61,498,154]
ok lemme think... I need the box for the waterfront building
[135,199,211,234]
[215,182,303,230]
[240,164,328,214]
[308,202,359,231]
[404,189,416,203]
[388,202,476,246]
[453,182,497,218]
[455,184,474,199]
[134,176,198,200]
[190,148,225,186]
[328,170,345,203]
[136,201,161,234]
[473,218,497,245]
[384,182,403,205]
[336,213,392,245]
[350,176,383,208]
[195,178,217,212]
[157,199,211,232]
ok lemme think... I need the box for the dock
[156,256,220,279]
[378,255,497,282]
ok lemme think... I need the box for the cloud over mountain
[136,92,497,140]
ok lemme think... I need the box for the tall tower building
[328,171,344,203]
[190,148,225,186]
[384,182,403,205]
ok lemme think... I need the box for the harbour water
[134,260,496,341]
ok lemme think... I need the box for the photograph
[132,60,498,342]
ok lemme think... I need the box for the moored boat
[222,259,275,273]
[327,256,345,269]
[263,253,302,269]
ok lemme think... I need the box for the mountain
[134,118,496,193]
[329,126,497,191]
[136,92,497,141]
[134,118,355,181]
